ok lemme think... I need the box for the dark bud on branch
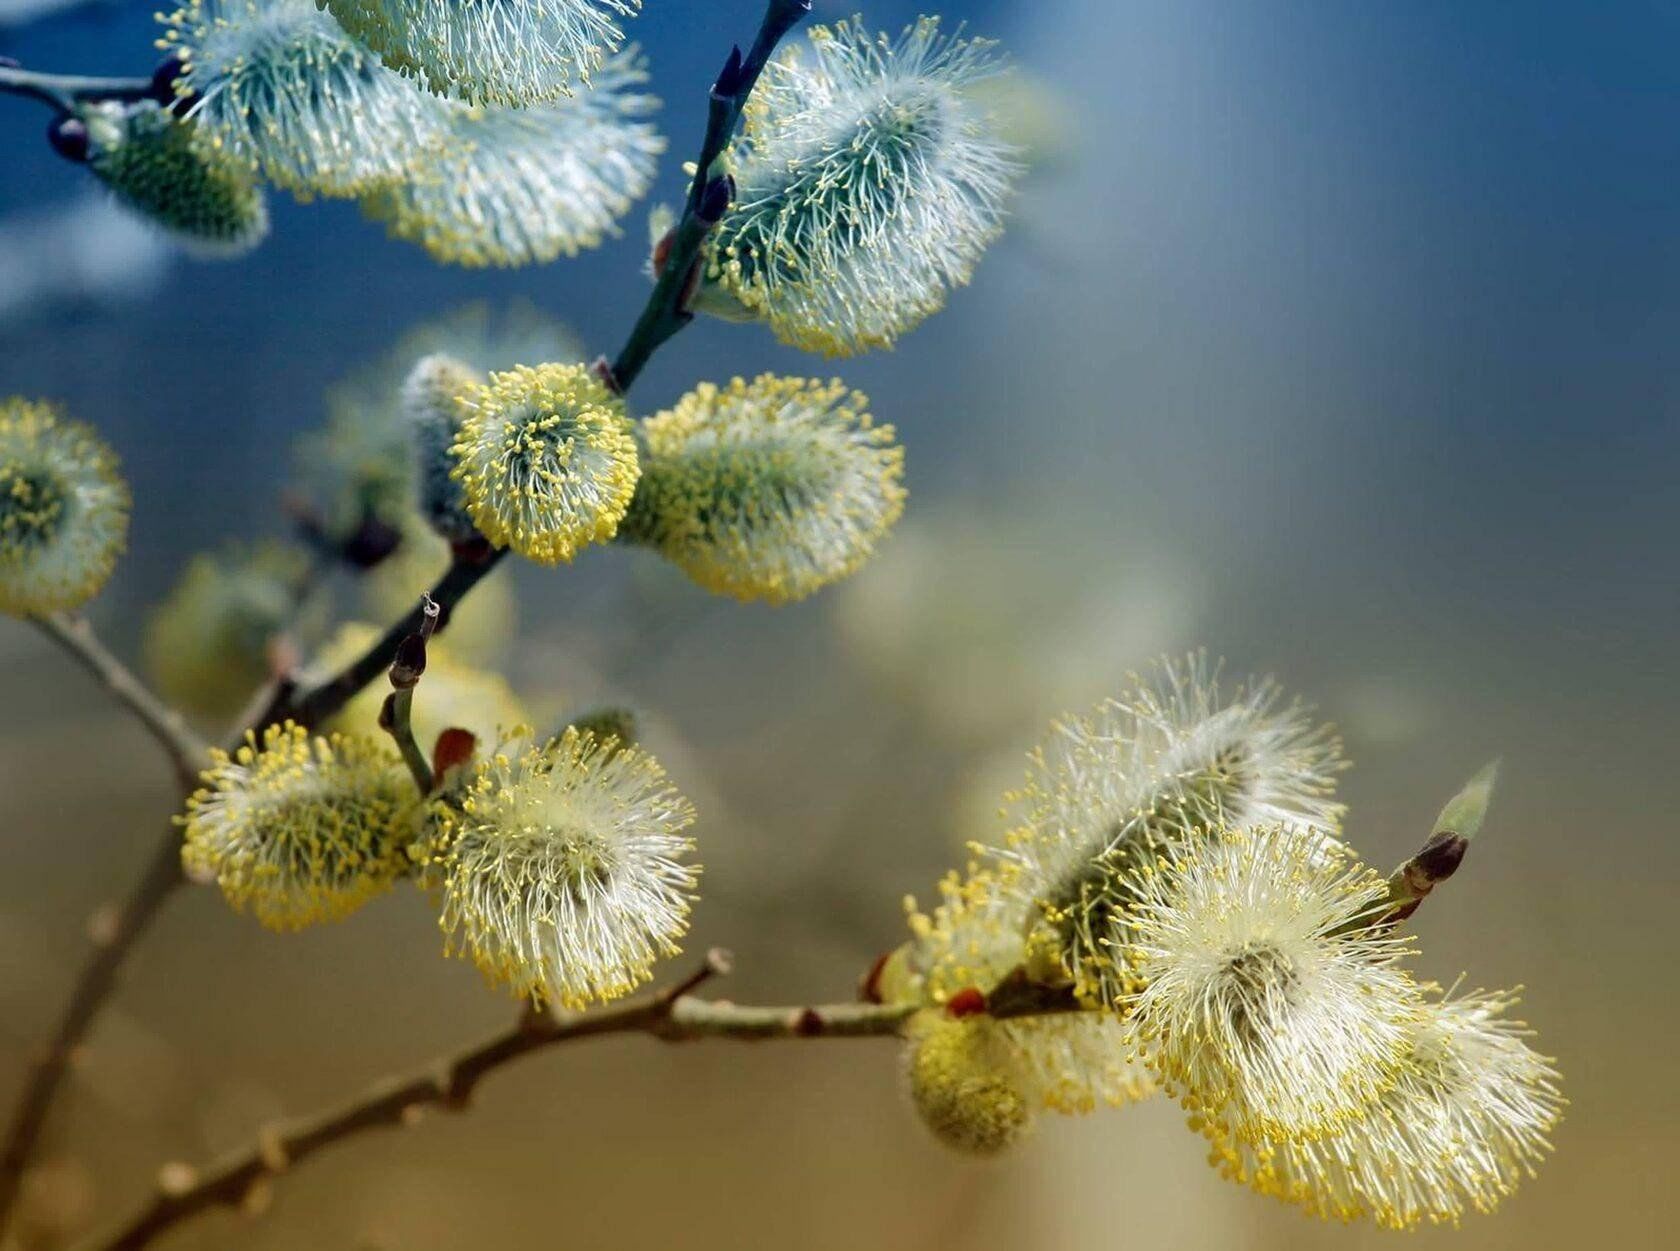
[591,355,623,396]
[1413,829,1469,882]
[388,596,440,689]
[388,635,428,690]
[47,116,90,164]
[859,952,892,1004]
[713,45,744,100]
[1368,759,1499,930]
[149,55,188,109]
[1382,832,1469,926]
[696,174,734,225]
[448,534,498,566]
[338,513,404,570]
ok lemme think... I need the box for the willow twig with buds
[32,612,208,788]
[377,594,441,792]
[82,949,912,1251]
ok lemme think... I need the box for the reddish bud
[859,951,891,1004]
[432,727,477,779]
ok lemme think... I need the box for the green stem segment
[378,596,441,794]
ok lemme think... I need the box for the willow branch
[0,618,204,1233]
[608,0,811,390]
[0,64,154,113]
[9,4,812,1236]
[83,950,913,1251]
[0,825,187,1233]
[283,547,505,731]
[285,3,810,728]
[32,613,208,791]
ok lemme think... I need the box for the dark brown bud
[149,55,187,106]
[696,174,734,225]
[339,514,403,569]
[859,951,891,1004]
[389,633,427,689]
[1413,831,1468,884]
[591,355,623,395]
[47,116,90,164]
[712,45,744,99]
[449,535,498,565]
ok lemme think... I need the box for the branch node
[255,1128,288,1174]
[155,1162,197,1199]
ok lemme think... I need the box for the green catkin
[906,1013,1031,1157]
[82,101,269,256]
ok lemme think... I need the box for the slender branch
[0,617,205,1233]
[287,3,811,726]
[32,613,208,791]
[0,826,186,1233]
[5,5,813,1238]
[283,548,504,731]
[0,65,155,113]
[609,0,811,390]
[82,951,913,1251]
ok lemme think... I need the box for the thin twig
[6,4,815,1238]
[0,617,206,1233]
[0,826,186,1232]
[284,548,504,731]
[286,2,812,731]
[82,951,913,1251]
[0,64,154,113]
[378,596,441,793]
[609,0,811,390]
[31,613,208,791]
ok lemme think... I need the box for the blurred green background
[2,0,1675,1247]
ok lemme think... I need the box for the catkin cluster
[888,656,1562,1231]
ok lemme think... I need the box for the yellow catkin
[422,727,699,1008]
[621,375,905,604]
[905,1012,1031,1157]
[0,398,130,617]
[181,723,416,930]
[452,363,639,565]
